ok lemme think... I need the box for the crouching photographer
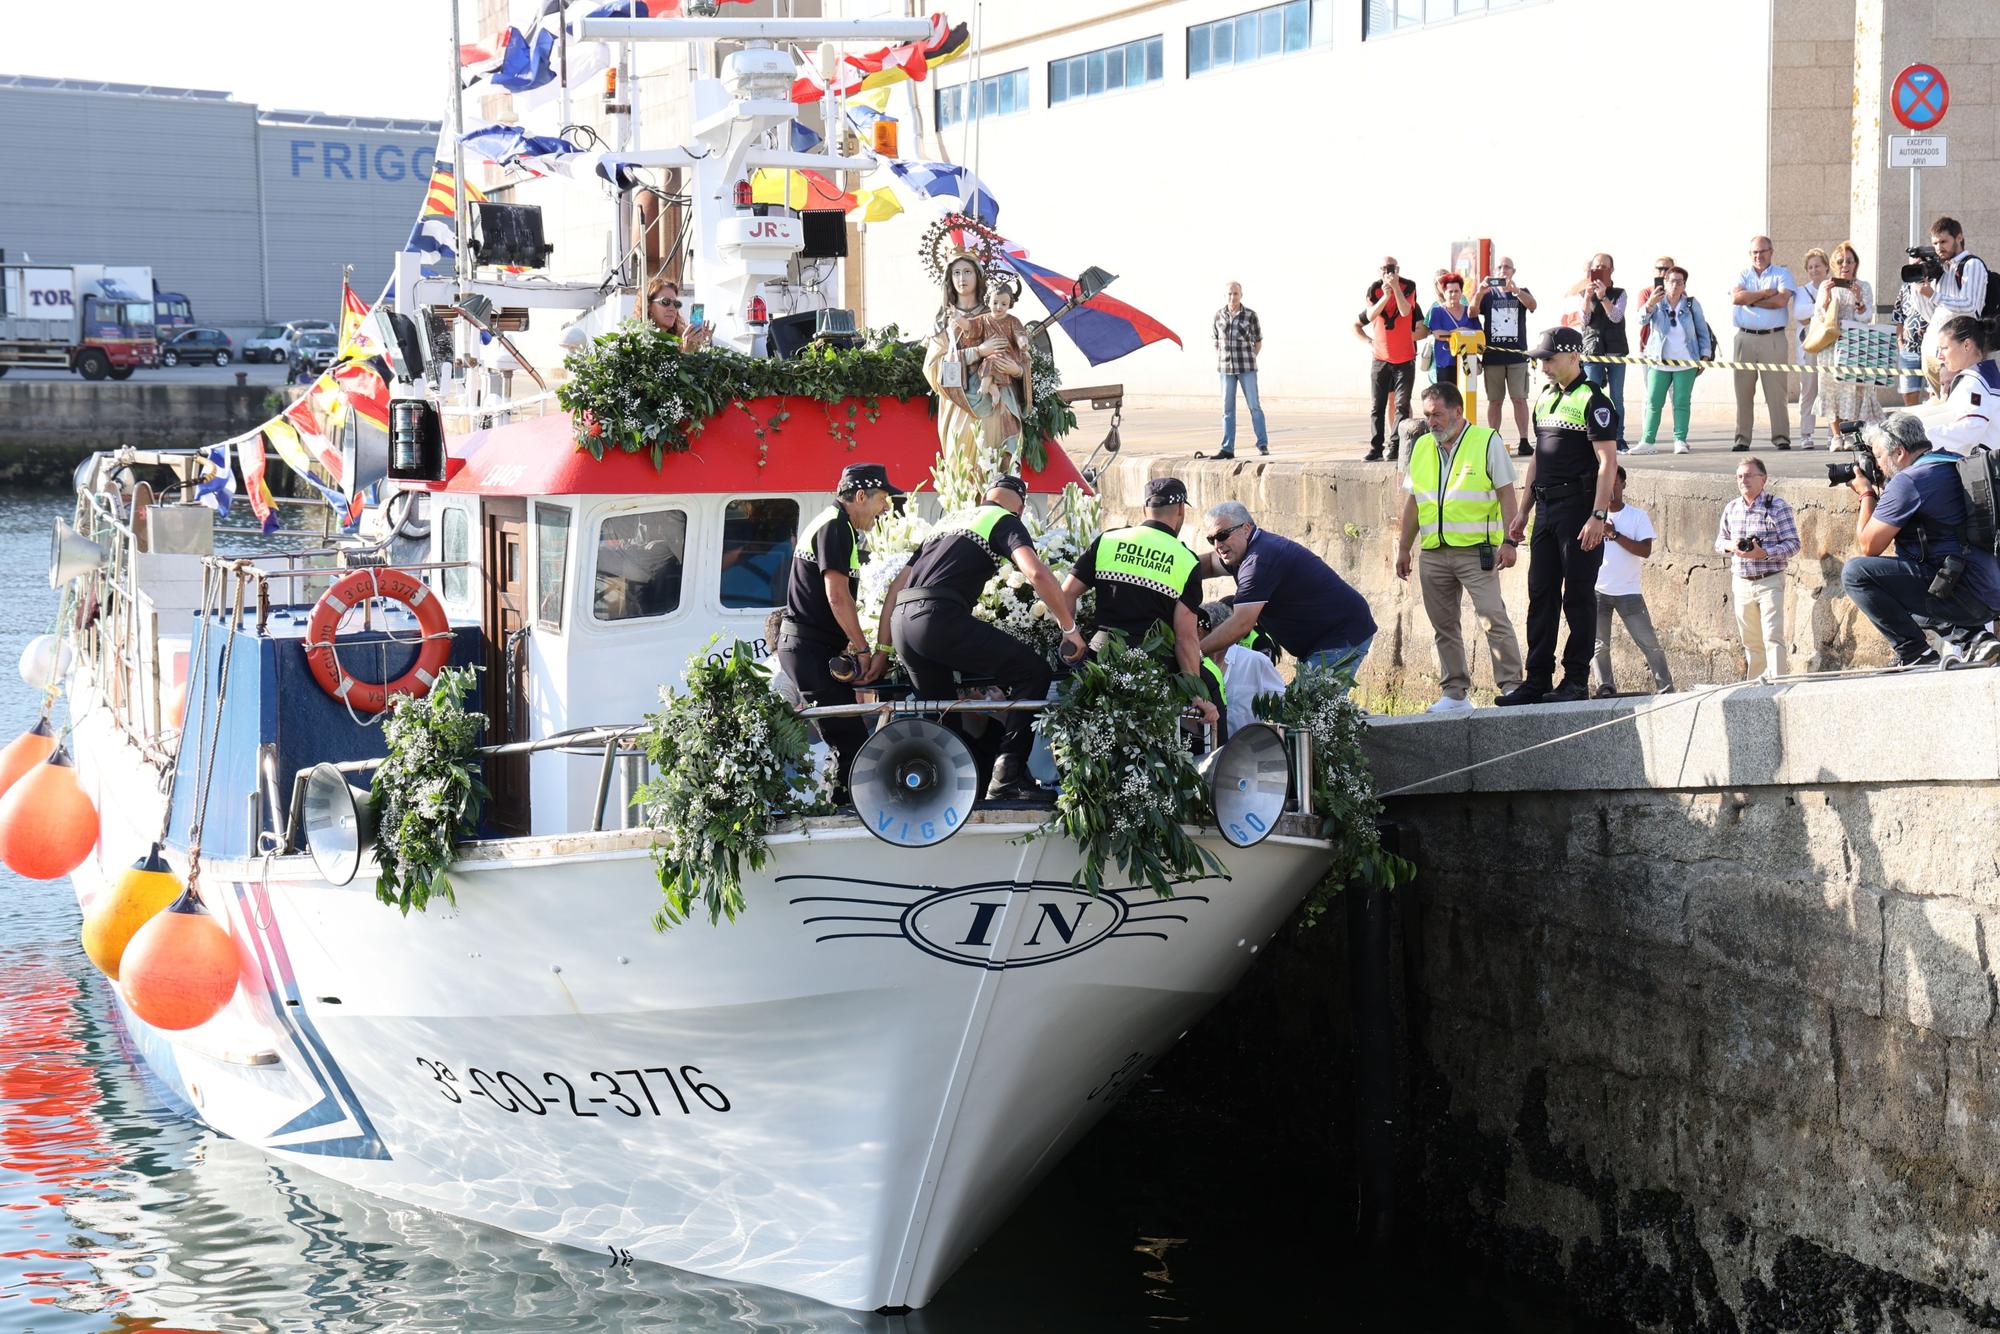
[1838,412,2000,666]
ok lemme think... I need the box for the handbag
[1417,340,1435,373]
[1802,300,1841,354]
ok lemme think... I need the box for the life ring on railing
[303,568,451,715]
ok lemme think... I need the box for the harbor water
[0,491,1599,1332]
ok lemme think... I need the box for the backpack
[1955,255,2000,325]
[1957,448,2000,558]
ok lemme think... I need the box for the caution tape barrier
[1569,352,1899,376]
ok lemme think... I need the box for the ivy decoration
[369,665,490,915]
[556,322,931,469]
[1253,665,1415,927]
[632,639,829,929]
[1036,625,1222,899]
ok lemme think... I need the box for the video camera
[1824,423,1888,489]
[1901,245,1945,284]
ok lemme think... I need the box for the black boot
[985,754,1041,802]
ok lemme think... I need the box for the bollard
[234,371,248,387]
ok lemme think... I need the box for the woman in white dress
[1814,241,1882,431]
[1792,248,1828,447]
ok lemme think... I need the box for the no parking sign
[1892,64,1949,131]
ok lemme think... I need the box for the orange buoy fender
[0,745,97,880]
[0,718,56,798]
[303,568,452,715]
[120,889,239,1031]
[82,843,185,980]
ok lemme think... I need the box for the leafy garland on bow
[631,639,832,929]
[1253,664,1414,927]
[1035,625,1222,898]
[557,322,931,468]
[369,665,489,915]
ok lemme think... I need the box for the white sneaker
[1673,441,1691,454]
[1627,441,1659,455]
[1799,438,1817,450]
[1427,694,1475,714]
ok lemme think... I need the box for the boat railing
[277,703,1317,857]
[70,491,177,767]
[198,556,473,634]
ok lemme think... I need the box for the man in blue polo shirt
[1194,501,1376,691]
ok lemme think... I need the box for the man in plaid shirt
[1714,457,1801,677]
[1212,281,1268,459]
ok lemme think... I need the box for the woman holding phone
[1814,242,1879,431]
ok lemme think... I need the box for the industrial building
[0,75,441,330]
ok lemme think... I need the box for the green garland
[556,321,931,468]
[369,666,489,915]
[1253,664,1415,927]
[1035,626,1222,898]
[631,640,829,929]
[1016,351,1078,474]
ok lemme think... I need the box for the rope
[183,565,249,891]
[1573,351,1899,377]
[1374,658,1979,800]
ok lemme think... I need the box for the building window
[718,499,799,610]
[937,68,1029,130]
[594,508,688,622]
[1364,0,1526,38]
[1049,36,1163,106]
[1189,2,1333,75]
[533,503,571,630]
[440,505,469,604]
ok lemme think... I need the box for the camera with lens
[1900,245,1945,284]
[1735,535,1759,552]
[1825,428,1888,489]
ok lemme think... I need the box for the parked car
[158,327,233,367]
[243,326,292,363]
[289,330,338,380]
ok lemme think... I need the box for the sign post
[1891,64,1950,248]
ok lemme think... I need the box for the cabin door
[481,498,530,837]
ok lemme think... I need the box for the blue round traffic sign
[1893,64,1949,132]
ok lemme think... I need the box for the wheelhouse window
[594,508,688,622]
[719,499,799,609]
[440,505,470,604]
[533,503,571,629]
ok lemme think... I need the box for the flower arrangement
[369,666,489,915]
[1253,664,1414,926]
[1035,626,1222,898]
[1015,351,1078,473]
[632,639,830,929]
[556,322,930,468]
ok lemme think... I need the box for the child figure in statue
[962,280,1031,417]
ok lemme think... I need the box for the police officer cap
[1196,600,1233,634]
[989,475,1030,498]
[837,462,904,496]
[1863,412,1931,452]
[1144,476,1189,507]
[1527,326,1585,360]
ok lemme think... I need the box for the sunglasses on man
[1205,522,1245,547]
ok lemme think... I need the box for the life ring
[303,568,451,714]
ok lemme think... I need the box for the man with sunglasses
[1194,502,1375,693]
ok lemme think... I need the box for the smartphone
[689,302,705,325]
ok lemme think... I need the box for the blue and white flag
[194,440,237,515]
[887,160,999,227]
[460,124,582,178]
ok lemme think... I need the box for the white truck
[0,263,160,380]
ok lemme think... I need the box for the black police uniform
[778,504,868,789]
[1524,372,1618,690]
[891,504,1052,769]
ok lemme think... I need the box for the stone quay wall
[0,383,278,485]
[1356,670,2000,1331]
[1095,456,1897,703]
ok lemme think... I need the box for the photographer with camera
[1358,257,1427,463]
[1839,413,2000,667]
[1714,456,1799,678]
[1474,257,1538,457]
[779,463,905,801]
[1918,218,1992,327]
[1933,315,2000,458]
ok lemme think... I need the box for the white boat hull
[67,705,1330,1312]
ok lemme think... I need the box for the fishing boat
[25,8,1340,1314]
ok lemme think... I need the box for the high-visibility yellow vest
[1201,656,1226,705]
[930,503,1014,570]
[1092,524,1198,600]
[1408,423,1503,549]
[795,505,860,573]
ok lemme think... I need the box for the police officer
[778,462,903,798]
[882,477,1086,801]
[1061,476,1220,725]
[1499,326,1620,705]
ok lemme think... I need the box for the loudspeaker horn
[300,762,377,886]
[851,718,980,848]
[50,520,108,589]
[1200,723,1290,848]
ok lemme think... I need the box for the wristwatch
[1592,509,1610,522]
